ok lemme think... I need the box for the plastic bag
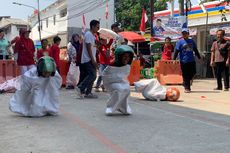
[66,62,79,86]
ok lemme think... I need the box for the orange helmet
[166,87,180,101]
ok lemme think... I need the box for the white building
[67,0,115,40]
[0,16,28,42]
[29,0,67,47]
[29,0,115,47]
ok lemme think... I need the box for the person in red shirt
[95,38,113,92]
[37,39,49,60]
[49,36,61,71]
[14,28,35,74]
[161,37,174,60]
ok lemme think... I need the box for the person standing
[37,39,49,60]
[161,37,174,60]
[49,36,61,72]
[210,29,230,91]
[76,20,100,98]
[95,37,113,92]
[0,29,10,60]
[66,33,82,89]
[173,29,201,93]
[14,28,35,74]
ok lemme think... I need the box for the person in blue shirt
[173,29,201,93]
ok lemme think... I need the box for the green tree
[114,0,167,31]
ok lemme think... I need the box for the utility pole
[179,0,184,16]
[170,0,174,17]
[150,0,154,36]
[37,0,42,42]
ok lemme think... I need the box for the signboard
[209,24,230,35]
[152,16,187,40]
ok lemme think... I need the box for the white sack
[102,65,132,114]
[134,79,166,101]
[9,67,62,117]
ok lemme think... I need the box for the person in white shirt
[76,20,100,99]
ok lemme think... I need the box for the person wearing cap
[173,28,201,93]
[102,45,134,115]
[9,56,62,117]
[0,29,10,60]
[14,28,36,74]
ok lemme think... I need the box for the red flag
[34,9,39,15]
[82,14,86,35]
[139,8,148,34]
[105,0,109,20]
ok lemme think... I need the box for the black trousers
[77,61,97,95]
[215,62,229,89]
[180,61,196,90]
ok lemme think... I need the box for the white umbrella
[98,28,119,39]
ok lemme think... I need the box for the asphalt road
[0,79,230,153]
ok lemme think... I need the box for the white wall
[30,0,67,42]
[4,25,27,42]
[67,0,115,30]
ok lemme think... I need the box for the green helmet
[37,56,56,77]
[114,45,134,66]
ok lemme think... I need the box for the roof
[119,31,146,43]
[154,1,227,19]
[0,18,28,29]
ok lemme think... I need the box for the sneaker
[76,87,84,99]
[105,108,113,116]
[184,89,191,93]
[94,88,100,92]
[84,93,98,99]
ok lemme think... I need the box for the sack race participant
[102,45,134,115]
[134,79,180,102]
[9,56,62,117]
[134,79,166,101]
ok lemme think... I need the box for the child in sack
[102,45,134,115]
[9,56,62,117]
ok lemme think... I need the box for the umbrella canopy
[119,31,145,43]
[98,28,119,39]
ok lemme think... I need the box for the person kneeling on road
[102,45,134,115]
[9,56,62,117]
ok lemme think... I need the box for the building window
[60,8,67,18]
[46,18,48,28]
[53,15,56,25]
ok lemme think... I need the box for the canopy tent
[119,31,146,43]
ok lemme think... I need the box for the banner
[152,16,187,40]
[210,25,230,35]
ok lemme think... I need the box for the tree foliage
[114,0,167,31]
